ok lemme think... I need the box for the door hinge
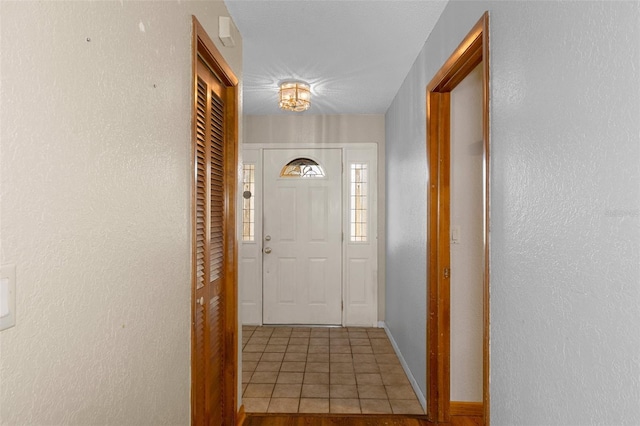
[341,301,344,311]
[443,267,450,279]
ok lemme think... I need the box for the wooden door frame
[191,16,240,425]
[426,12,490,425]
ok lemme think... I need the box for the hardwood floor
[244,413,483,425]
[244,413,433,425]
[450,415,483,426]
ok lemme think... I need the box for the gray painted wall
[385,1,640,423]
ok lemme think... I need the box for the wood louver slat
[193,296,206,421]
[209,89,225,294]
[209,294,224,421]
[195,76,208,292]
[193,74,209,423]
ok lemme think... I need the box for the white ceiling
[224,0,448,115]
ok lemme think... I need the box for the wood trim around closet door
[191,15,239,426]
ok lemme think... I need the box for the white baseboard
[380,321,427,412]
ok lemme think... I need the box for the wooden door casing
[426,11,490,426]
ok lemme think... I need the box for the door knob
[264,247,272,254]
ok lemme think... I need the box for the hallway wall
[244,114,386,321]
[0,2,241,424]
[385,1,639,423]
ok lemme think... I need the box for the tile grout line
[243,326,421,415]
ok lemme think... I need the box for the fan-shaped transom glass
[280,157,325,178]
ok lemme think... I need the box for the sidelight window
[242,164,255,241]
[350,163,368,242]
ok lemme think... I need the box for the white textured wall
[449,63,483,402]
[0,1,241,425]
[386,1,640,423]
[244,114,387,321]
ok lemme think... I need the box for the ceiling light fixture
[279,80,311,112]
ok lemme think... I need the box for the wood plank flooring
[244,413,483,425]
[244,413,433,425]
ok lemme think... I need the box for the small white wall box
[451,225,461,244]
[0,264,16,331]
[219,16,236,47]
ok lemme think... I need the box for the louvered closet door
[194,57,227,425]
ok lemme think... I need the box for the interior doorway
[449,61,484,407]
[262,148,343,325]
[426,12,490,425]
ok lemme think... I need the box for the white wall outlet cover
[0,264,16,331]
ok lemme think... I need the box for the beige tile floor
[241,325,424,415]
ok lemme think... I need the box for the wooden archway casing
[426,12,490,426]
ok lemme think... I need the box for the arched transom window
[280,157,325,178]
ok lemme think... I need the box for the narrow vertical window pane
[350,163,368,242]
[242,164,255,241]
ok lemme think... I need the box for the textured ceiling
[224,0,448,115]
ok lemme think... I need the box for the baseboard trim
[380,322,427,412]
[450,401,483,417]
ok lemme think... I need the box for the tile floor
[241,325,424,414]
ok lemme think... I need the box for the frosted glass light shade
[279,81,311,112]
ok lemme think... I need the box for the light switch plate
[451,225,461,244]
[0,264,16,331]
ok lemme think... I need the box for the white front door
[262,148,342,325]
